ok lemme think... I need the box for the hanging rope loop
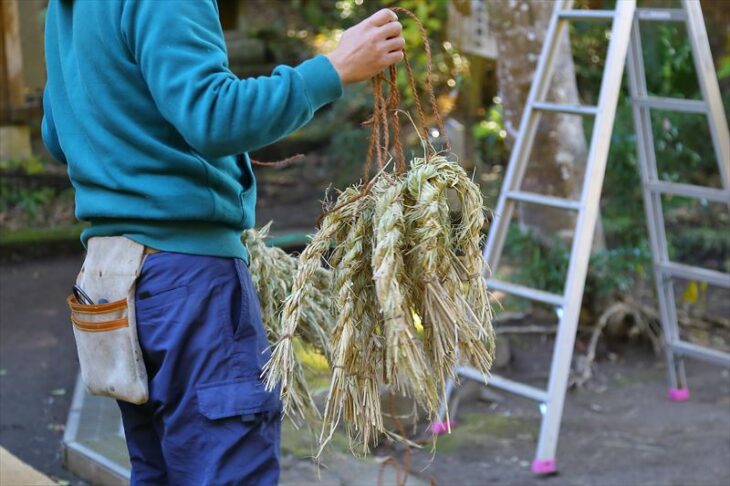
[363,6,451,181]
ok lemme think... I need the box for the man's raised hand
[326,9,405,84]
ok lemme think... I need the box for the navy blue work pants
[117,253,281,485]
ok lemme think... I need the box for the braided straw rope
[372,176,432,401]
[258,7,495,458]
[262,209,345,419]
[319,195,378,452]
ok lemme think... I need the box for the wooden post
[1,0,25,119]
[17,0,46,95]
[0,0,32,160]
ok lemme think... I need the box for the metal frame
[626,0,730,398]
[437,0,730,476]
[63,374,131,482]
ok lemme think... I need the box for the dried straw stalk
[244,223,334,423]
[263,7,496,455]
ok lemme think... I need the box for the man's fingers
[377,20,403,40]
[369,8,398,27]
[382,36,406,53]
[384,50,404,65]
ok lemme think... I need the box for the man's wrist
[326,52,347,84]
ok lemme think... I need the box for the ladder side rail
[626,19,674,295]
[682,0,730,189]
[626,16,685,390]
[482,0,573,272]
[534,0,637,465]
[661,266,689,387]
[439,0,575,439]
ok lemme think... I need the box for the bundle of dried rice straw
[262,7,496,454]
[242,223,334,422]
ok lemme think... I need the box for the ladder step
[506,190,582,210]
[486,279,564,307]
[646,180,730,204]
[634,96,707,114]
[670,340,730,367]
[456,367,549,402]
[636,8,686,22]
[557,9,615,21]
[533,101,598,116]
[658,261,730,289]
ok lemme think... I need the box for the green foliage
[0,223,85,248]
[472,103,508,167]
[671,226,730,273]
[500,220,653,304]
[267,1,726,307]
[602,100,648,249]
[569,21,610,105]
[586,244,652,299]
[270,0,463,188]
[501,225,569,295]
[0,182,75,228]
[0,156,47,175]
[0,186,56,219]
[642,24,698,98]
[328,126,371,186]
[593,18,728,301]
[664,197,730,272]
[718,55,730,80]
[289,0,460,111]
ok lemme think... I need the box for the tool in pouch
[66,237,149,404]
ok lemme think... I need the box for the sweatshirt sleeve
[41,88,67,164]
[120,0,343,158]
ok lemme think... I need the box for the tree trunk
[0,0,32,161]
[1,0,25,122]
[488,0,605,250]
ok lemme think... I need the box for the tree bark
[488,0,605,250]
[1,0,25,123]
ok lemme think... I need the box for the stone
[0,125,32,161]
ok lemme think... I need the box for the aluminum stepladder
[626,1,730,402]
[435,0,730,475]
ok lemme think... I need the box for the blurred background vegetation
[2,0,728,343]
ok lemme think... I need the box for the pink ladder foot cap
[429,420,455,435]
[668,388,690,401]
[532,458,557,475]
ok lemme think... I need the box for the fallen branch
[572,299,662,388]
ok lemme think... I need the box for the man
[43,1,404,484]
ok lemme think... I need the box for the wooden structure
[1,0,45,161]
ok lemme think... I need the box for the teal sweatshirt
[42,0,343,260]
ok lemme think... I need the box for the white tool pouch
[66,237,148,404]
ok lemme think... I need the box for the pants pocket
[197,377,281,420]
[195,378,282,484]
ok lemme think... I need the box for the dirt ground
[0,253,82,483]
[1,254,729,485]
[398,344,730,486]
